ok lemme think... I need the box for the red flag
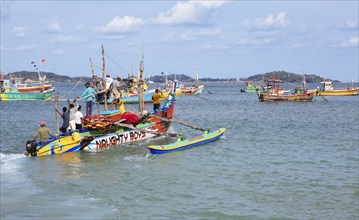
[41,59,46,62]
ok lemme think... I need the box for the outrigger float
[148,128,226,154]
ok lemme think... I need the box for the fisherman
[33,121,56,144]
[68,98,78,130]
[152,88,165,111]
[105,74,113,99]
[74,105,84,130]
[78,82,97,116]
[55,106,70,133]
[108,77,122,111]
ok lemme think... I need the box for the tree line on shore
[2,70,334,83]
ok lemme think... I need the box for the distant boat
[181,65,205,95]
[257,74,315,102]
[316,81,358,96]
[0,71,54,101]
[240,81,266,93]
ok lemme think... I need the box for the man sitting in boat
[33,121,56,144]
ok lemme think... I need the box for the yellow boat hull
[36,132,82,157]
[317,90,358,96]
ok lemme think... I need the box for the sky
[1,1,358,82]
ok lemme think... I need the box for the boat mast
[101,45,108,111]
[90,58,101,114]
[195,64,198,85]
[138,47,145,113]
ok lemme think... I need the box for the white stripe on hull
[83,129,156,152]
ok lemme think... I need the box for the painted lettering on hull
[94,130,147,149]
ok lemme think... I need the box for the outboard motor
[26,140,38,156]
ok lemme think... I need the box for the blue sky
[1,1,358,82]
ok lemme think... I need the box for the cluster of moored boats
[241,74,358,102]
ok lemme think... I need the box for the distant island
[2,70,335,83]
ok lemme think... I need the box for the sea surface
[1,82,358,219]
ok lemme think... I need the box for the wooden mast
[90,58,101,114]
[195,64,198,85]
[101,45,108,111]
[138,47,145,113]
[53,88,59,134]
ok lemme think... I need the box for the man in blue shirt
[78,82,97,116]
[55,107,70,133]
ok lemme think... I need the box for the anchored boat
[317,81,358,96]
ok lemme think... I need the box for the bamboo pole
[53,88,59,134]
[149,115,207,131]
[115,122,181,137]
[90,58,101,114]
[101,45,108,111]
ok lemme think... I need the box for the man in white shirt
[74,105,84,130]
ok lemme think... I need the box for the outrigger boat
[181,65,205,95]
[147,128,226,154]
[25,47,178,157]
[25,94,176,156]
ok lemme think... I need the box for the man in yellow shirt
[152,89,164,111]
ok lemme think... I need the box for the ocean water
[0,82,358,219]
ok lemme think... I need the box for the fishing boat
[316,81,358,96]
[240,81,266,93]
[257,74,315,102]
[25,48,178,156]
[147,128,226,154]
[181,65,205,95]
[0,73,54,101]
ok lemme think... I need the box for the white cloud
[12,27,26,38]
[96,16,145,34]
[153,1,227,25]
[50,35,88,44]
[324,36,359,48]
[346,20,358,29]
[348,36,359,46]
[242,11,289,31]
[46,19,61,33]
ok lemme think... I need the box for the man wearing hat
[78,82,97,116]
[33,121,56,144]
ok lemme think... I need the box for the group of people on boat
[32,74,166,145]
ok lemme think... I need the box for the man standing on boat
[74,105,84,130]
[56,106,70,133]
[152,89,164,111]
[108,77,123,111]
[33,121,55,144]
[78,82,97,116]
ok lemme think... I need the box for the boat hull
[0,88,54,101]
[26,94,176,156]
[258,92,315,102]
[17,85,52,93]
[182,85,204,95]
[317,90,358,96]
[148,128,226,154]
